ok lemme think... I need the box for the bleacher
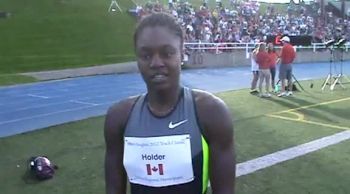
[327,0,350,18]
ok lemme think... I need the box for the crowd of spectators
[129,0,349,45]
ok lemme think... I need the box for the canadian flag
[146,164,164,175]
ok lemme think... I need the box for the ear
[181,44,185,61]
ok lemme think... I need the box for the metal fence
[184,42,350,53]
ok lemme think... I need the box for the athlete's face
[135,26,182,90]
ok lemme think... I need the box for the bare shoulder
[106,96,139,119]
[104,95,139,139]
[192,89,227,110]
[192,89,233,143]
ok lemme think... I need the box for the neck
[147,85,182,116]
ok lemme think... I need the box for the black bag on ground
[29,156,58,180]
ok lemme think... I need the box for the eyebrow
[138,45,177,51]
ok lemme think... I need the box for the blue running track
[0,62,349,137]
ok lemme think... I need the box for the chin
[152,83,171,91]
[147,81,173,91]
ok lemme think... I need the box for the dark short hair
[134,13,184,48]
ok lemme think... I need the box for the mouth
[151,73,168,82]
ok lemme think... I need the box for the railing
[184,42,350,53]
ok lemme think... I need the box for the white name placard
[123,134,194,187]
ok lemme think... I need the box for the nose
[150,54,165,68]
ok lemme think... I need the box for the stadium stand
[128,0,349,46]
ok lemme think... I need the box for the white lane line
[27,94,49,99]
[70,100,100,106]
[0,101,117,128]
[0,101,78,113]
[0,104,100,125]
[236,130,350,177]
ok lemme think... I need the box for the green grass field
[0,0,136,73]
[1,79,349,194]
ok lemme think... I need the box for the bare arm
[252,50,257,61]
[195,91,235,194]
[104,97,138,194]
[276,57,281,64]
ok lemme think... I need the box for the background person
[278,36,296,97]
[104,13,235,194]
[250,44,259,94]
[267,43,279,91]
[255,42,272,97]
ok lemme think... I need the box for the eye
[165,52,173,58]
[143,54,152,60]
[139,52,152,61]
[161,50,176,58]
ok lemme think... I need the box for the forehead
[136,26,181,50]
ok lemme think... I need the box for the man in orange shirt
[278,36,296,97]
